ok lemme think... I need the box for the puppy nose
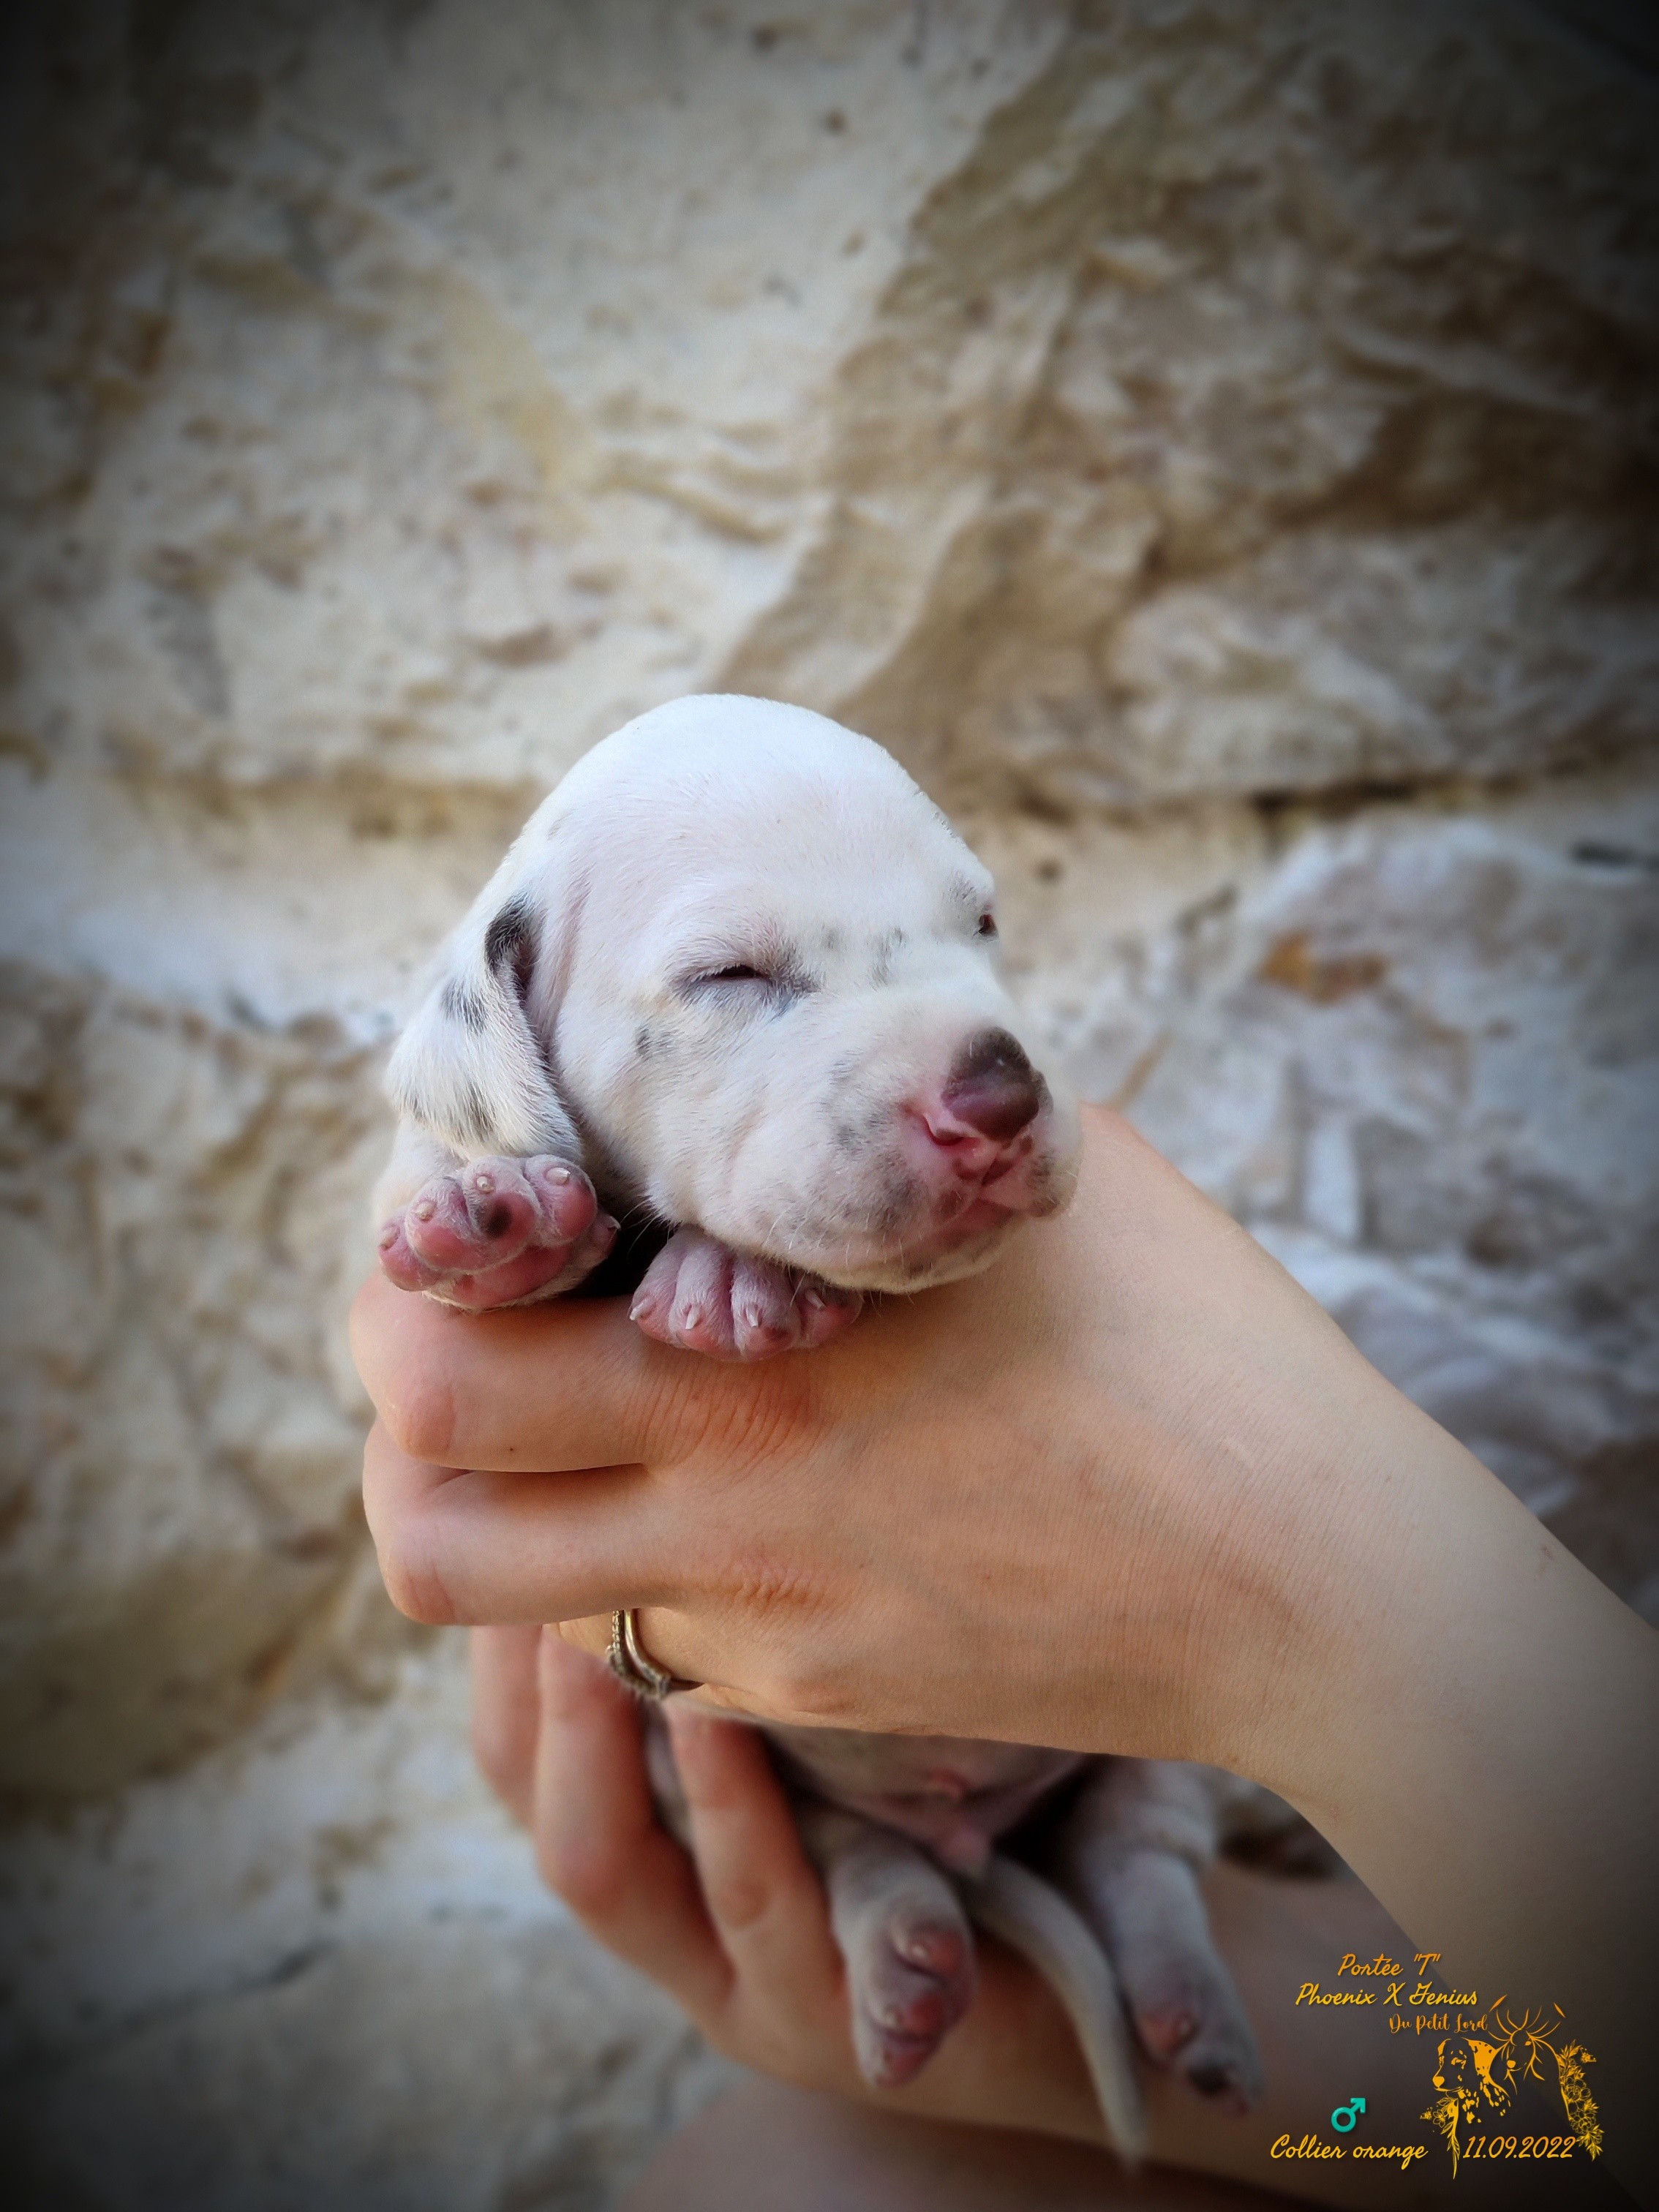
[937,1030,1043,1143]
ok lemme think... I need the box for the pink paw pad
[1124,1970,1261,2111]
[851,1911,977,2090]
[379,1154,616,1310]
[628,1229,861,1361]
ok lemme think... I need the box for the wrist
[1045,1127,1451,1780]
[1220,1367,1659,2117]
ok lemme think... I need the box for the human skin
[353,1107,1658,2197]
[471,1625,1630,2211]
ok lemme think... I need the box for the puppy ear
[385,828,583,1161]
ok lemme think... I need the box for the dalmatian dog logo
[1422,2006,1602,2174]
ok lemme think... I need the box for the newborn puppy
[375,695,1296,2152]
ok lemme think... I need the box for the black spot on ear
[484,898,539,1001]
[440,977,489,1034]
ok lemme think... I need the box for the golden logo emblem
[1421,2004,1601,2175]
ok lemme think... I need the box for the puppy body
[377,696,1310,2148]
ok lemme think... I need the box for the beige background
[1,1,1655,2204]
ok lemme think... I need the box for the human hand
[470,1624,1103,2140]
[358,1107,1423,1789]
[474,1630,1550,2211]
[363,1108,1658,2194]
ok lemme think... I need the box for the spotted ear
[385,827,583,1162]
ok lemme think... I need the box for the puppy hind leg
[794,1805,976,2091]
[1053,1761,1263,2112]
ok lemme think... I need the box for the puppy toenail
[629,1295,655,1322]
[414,1200,435,1220]
[742,1304,763,1328]
[680,1304,703,1328]
[547,1165,571,1184]
[472,1172,494,1192]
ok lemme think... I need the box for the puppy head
[391,696,1080,1293]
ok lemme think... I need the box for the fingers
[511,1649,1091,2129]
[362,1421,679,1626]
[470,1625,542,1825]
[555,1613,616,1663]
[350,1268,810,1477]
[528,1630,731,2023]
[665,1704,846,2031]
[555,1611,729,1712]
[351,1270,651,1471]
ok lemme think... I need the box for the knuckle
[704,1865,771,1935]
[380,1370,459,1466]
[728,1361,823,1466]
[635,1358,718,1464]
[373,1520,459,1628]
[756,1635,862,1728]
[767,1666,860,1730]
[721,1548,823,1634]
[536,1833,624,1922]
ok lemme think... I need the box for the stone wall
[1,2,1654,2205]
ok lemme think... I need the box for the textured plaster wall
[0,2,1654,2205]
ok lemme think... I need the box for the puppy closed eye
[681,961,783,1001]
[701,964,771,985]
[682,954,815,1006]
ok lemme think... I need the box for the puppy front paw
[378,1154,617,1309]
[628,1228,860,1360]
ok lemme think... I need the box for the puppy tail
[965,1852,1148,2165]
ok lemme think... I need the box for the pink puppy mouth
[782,1099,1077,1290]
[933,1187,1031,1243]
[921,1132,1055,1238]
[865,1154,1058,1283]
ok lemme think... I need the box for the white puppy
[376,694,1076,1334]
[375,696,1307,2151]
